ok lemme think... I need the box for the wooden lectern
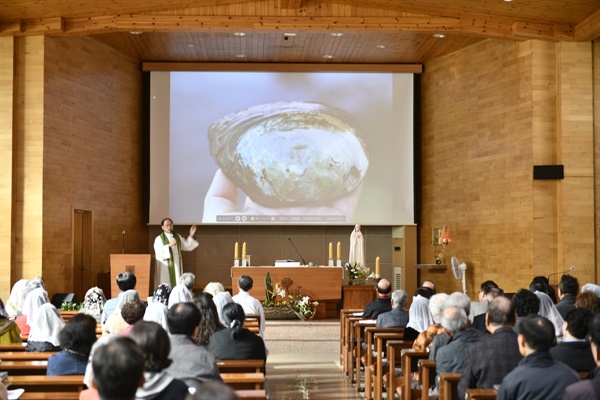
[109,254,151,299]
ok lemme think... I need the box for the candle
[375,256,380,276]
[242,242,246,259]
[337,242,341,259]
[234,242,239,259]
[328,242,333,259]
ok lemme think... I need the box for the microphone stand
[121,230,125,254]
[288,238,307,266]
[547,266,575,282]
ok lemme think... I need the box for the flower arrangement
[263,273,318,320]
[345,262,374,285]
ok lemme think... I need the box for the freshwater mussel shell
[208,101,369,207]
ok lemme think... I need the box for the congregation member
[165,302,221,384]
[405,288,436,344]
[204,281,234,325]
[472,286,503,333]
[154,217,198,288]
[575,291,599,313]
[17,280,49,336]
[47,313,97,375]
[208,302,266,363]
[143,283,171,331]
[168,272,196,308]
[429,291,472,361]
[362,278,393,319]
[550,308,596,373]
[91,336,145,400]
[78,286,106,323]
[531,275,558,304]
[497,315,579,400]
[5,278,28,318]
[0,298,21,343]
[102,271,137,325]
[563,313,600,399]
[102,289,139,335]
[534,290,564,340]
[458,296,522,399]
[470,280,500,319]
[232,275,266,337]
[434,306,482,374]
[26,303,64,352]
[129,321,190,400]
[376,289,409,328]
[192,292,224,346]
[421,280,436,294]
[556,274,580,319]
[81,335,114,400]
[190,380,238,400]
[581,283,600,298]
[119,299,147,336]
[512,288,540,327]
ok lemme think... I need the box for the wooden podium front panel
[342,285,376,309]
[231,267,342,301]
[109,254,151,299]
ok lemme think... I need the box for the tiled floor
[264,319,364,399]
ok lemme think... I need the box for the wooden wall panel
[594,40,600,284]
[42,36,148,297]
[0,37,15,297]
[13,36,45,284]
[555,41,594,284]
[420,39,536,295]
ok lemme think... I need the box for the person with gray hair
[429,292,474,360]
[376,289,409,328]
[204,281,233,325]
[168,272,196,308]
[434,306,482,373]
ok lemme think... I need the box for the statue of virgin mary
[349,224,365,269]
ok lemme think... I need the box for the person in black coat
[550,307,596,373]
[207,302,266,363]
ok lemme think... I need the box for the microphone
[547,266,574,281]
[121,230,126,254]
[288,238,307,266]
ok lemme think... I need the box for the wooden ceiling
[1,0,599,64]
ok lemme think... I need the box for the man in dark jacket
[362,279,392,318]
[458,296,522,399]
[564,313,600,399]
[376,289,409,328]
[497,315,579,400]
[556,274,579,320]
[550,308,595,373]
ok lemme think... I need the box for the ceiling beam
[280,0,303,9]
[574,7,600,41]
[0,14,576,41]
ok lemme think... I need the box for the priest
[154,218,198,287]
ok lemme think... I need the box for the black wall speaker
[533,165,564,180]
[51,293,79,308]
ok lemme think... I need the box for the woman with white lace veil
[5,279,29,318]
[534,290,564,340]
[26,303,65,352]
[78,287,106,323]
[17,286,50,336]
[349,224,365,269]
[143,284,171,331]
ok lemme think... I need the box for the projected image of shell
[208,101,369,207]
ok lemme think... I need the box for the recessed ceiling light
[376,45,386,49]
[330,33,344,37]
[503,0,513,2]
[186,43,196,48]
[129,31,143,35]
[233,32,247,37]
[235,54,247,58]
[323,55,334,59]
[433,33,446,38]
[284,33,297,37]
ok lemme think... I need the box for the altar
[231,266,343,319]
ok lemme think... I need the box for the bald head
[422,280,436,293]
[486,296,516,332]
[376,279,392,296]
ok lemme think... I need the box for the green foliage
[60,302,82,311]
[264,272,275,306]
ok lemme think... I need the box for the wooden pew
[352,319,376,387]
[0,352,56,361]
[364,330,405,400]
[0,360,47,375]
[466,388,498,400]
[343,316,363,378]
[220,372,265,390]
[20,393,80,399]
[0,343,27,351]
[234,389,267,400]
[438,372,461,400]
[4,375,85,392]
[217,359,265,374]
[244,314,261,335]
[59,311,79,322]
[394,349,429,400]
[340,309,362,368]
[418,359,437,400]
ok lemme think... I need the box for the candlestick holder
[336,258,342,267]
[328,258,334,267]
[234,258,240,267]
[242,258,247,267]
